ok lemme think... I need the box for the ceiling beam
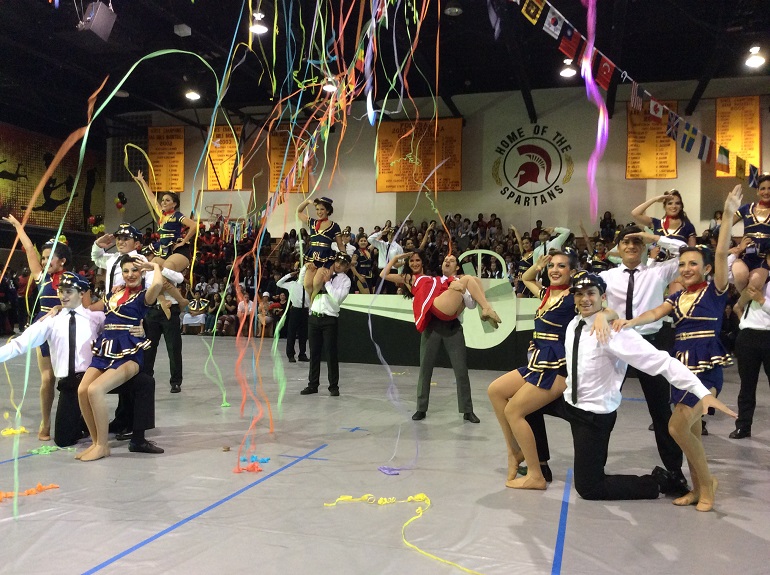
[605,0,628,120]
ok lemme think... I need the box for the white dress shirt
[564,313,711,414]
[299,266,351,318]
[532,227,571,260]
[368,231,404,269]
[599,236,686,335]
[0,305,104,378]
[144,267,184,305]
[738,280,770,331]
[92,245,183,296]
[277,273,309,309]
[440,275,475,309]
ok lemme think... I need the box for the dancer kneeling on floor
[380,250,502,330]
[77,255,163,462]
[613,185,741,511]
[488,249,616,490]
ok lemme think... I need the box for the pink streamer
[580,0,608,224]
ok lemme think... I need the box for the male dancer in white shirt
[541,272,735,500]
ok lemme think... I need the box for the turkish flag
[596,55,615,90]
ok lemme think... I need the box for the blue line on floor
[81,444,328,575]
[551,467,573,575]
[0,453,34,465]
[341,426,367,432]
[278,453,328,461]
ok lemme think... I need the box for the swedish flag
[680,123,698,153]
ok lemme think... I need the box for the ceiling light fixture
[322,78,337,93]
[560,59,577,78]
[185,90,201,101]
[444,0,463,17]
[250,12,268,35]
[745,46,765,69]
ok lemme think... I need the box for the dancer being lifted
[380,250,501,329]
[297,196,344,300]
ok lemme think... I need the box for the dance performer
[510,226,534,298]
[77,255,163,461]
[613,185,741,510]
[631,190,697,246]
[3,215,89,440]
[350,234,374,294]
[487,250,614,489]
[729,174,770,291]
[297,196,344,300]
[380,250,501,330]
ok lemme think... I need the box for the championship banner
[626,101,678,179]
[268,126,309,194]
[147,126,185,192]
[716,96,761,178]
[207,125,243,190]
[376,118,462,193]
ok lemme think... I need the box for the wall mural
[0,122,104,232]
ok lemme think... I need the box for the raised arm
[3,215,42,277]
[613,300,674,332]
[579,222,594,254]
[419,222,434,251]
[714,185,743,292]
[134,170,161,217]
[631,195,668,228]
[379,252,410,285]
[140,261,164,306]
[510,225,524,255]
[296,199,311,225]
[521,254,548,296]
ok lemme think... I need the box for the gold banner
[268,127,309,194]
[625,101,678,180]
[376,118,462,193]
[148,126,185,192]
[715,96,760,178]
[207,125,242,190]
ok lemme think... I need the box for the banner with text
[207,125,243,190]
[715,96,761,178]
[148,126,185,192]
[268,127,309,194]
[376,118,462,193]
[625,101,678,180]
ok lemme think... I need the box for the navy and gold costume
[307,218,342,268]
[33,271,64,358]
[665,281,732,407]
[151,210,187,258]
[515,252,534,297]
[516,288,575,389]
[650,217,696,245]
[354,248,374,289]
[91,289,152,370]
[735,203,770,270]
[589,253,615,272]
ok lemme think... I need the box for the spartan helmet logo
[514,144,552,187]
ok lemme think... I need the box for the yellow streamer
[324,493,486,575]
[1,427,29,436]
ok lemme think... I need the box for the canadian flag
[649,99,664,123]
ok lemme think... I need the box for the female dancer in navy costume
[488,250,616,489]
[351,233,374,293]
[3,215,90,440]
[296,196,344,300]
[615,185,741,511]
[77,255,163,462]
[729,174,770,292]
[631,190,697,246]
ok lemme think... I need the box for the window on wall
[110,114,152,182]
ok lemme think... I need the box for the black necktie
[108,258,120,294]
[624,269,637,320]
[68,310,77,378]
[571,319,586,404]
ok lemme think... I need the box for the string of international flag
[505,0,763,187]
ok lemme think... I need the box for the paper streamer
[324,493,485,575]
[0,483,59,504]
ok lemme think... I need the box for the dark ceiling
[0,0,768,144]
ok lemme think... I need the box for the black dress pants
[286,306,308,359]
[143,304,183,388]
[734,328,770,430]
[307,314,339,391]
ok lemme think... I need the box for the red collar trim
[686,281,708,293]
[759,201,770,208]
[116,285,142,306]
[50,270,63,290]
[314,218,328,232]
[538,284,569,309]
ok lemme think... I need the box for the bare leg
[80,362,140,462]
[487,370,526,482]
[37,350,55,440]
[748,268,769,293]
[76,368,104,459]
[732,259,749,292]
[304,265,317,299]
[669,402,716,511]
[436,275,501,328]
[506,377,566,490]
[311,269,326,301]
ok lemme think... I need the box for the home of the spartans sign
[492,124,574,206]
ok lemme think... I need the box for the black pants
[307,314,339,391]
[286,306,308,359]
[55,372,156,447]
[143,304,183,388]
[635,332,682,473]
[415,318,473,413]
[735,328,770,430]
[540,396,659,500]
